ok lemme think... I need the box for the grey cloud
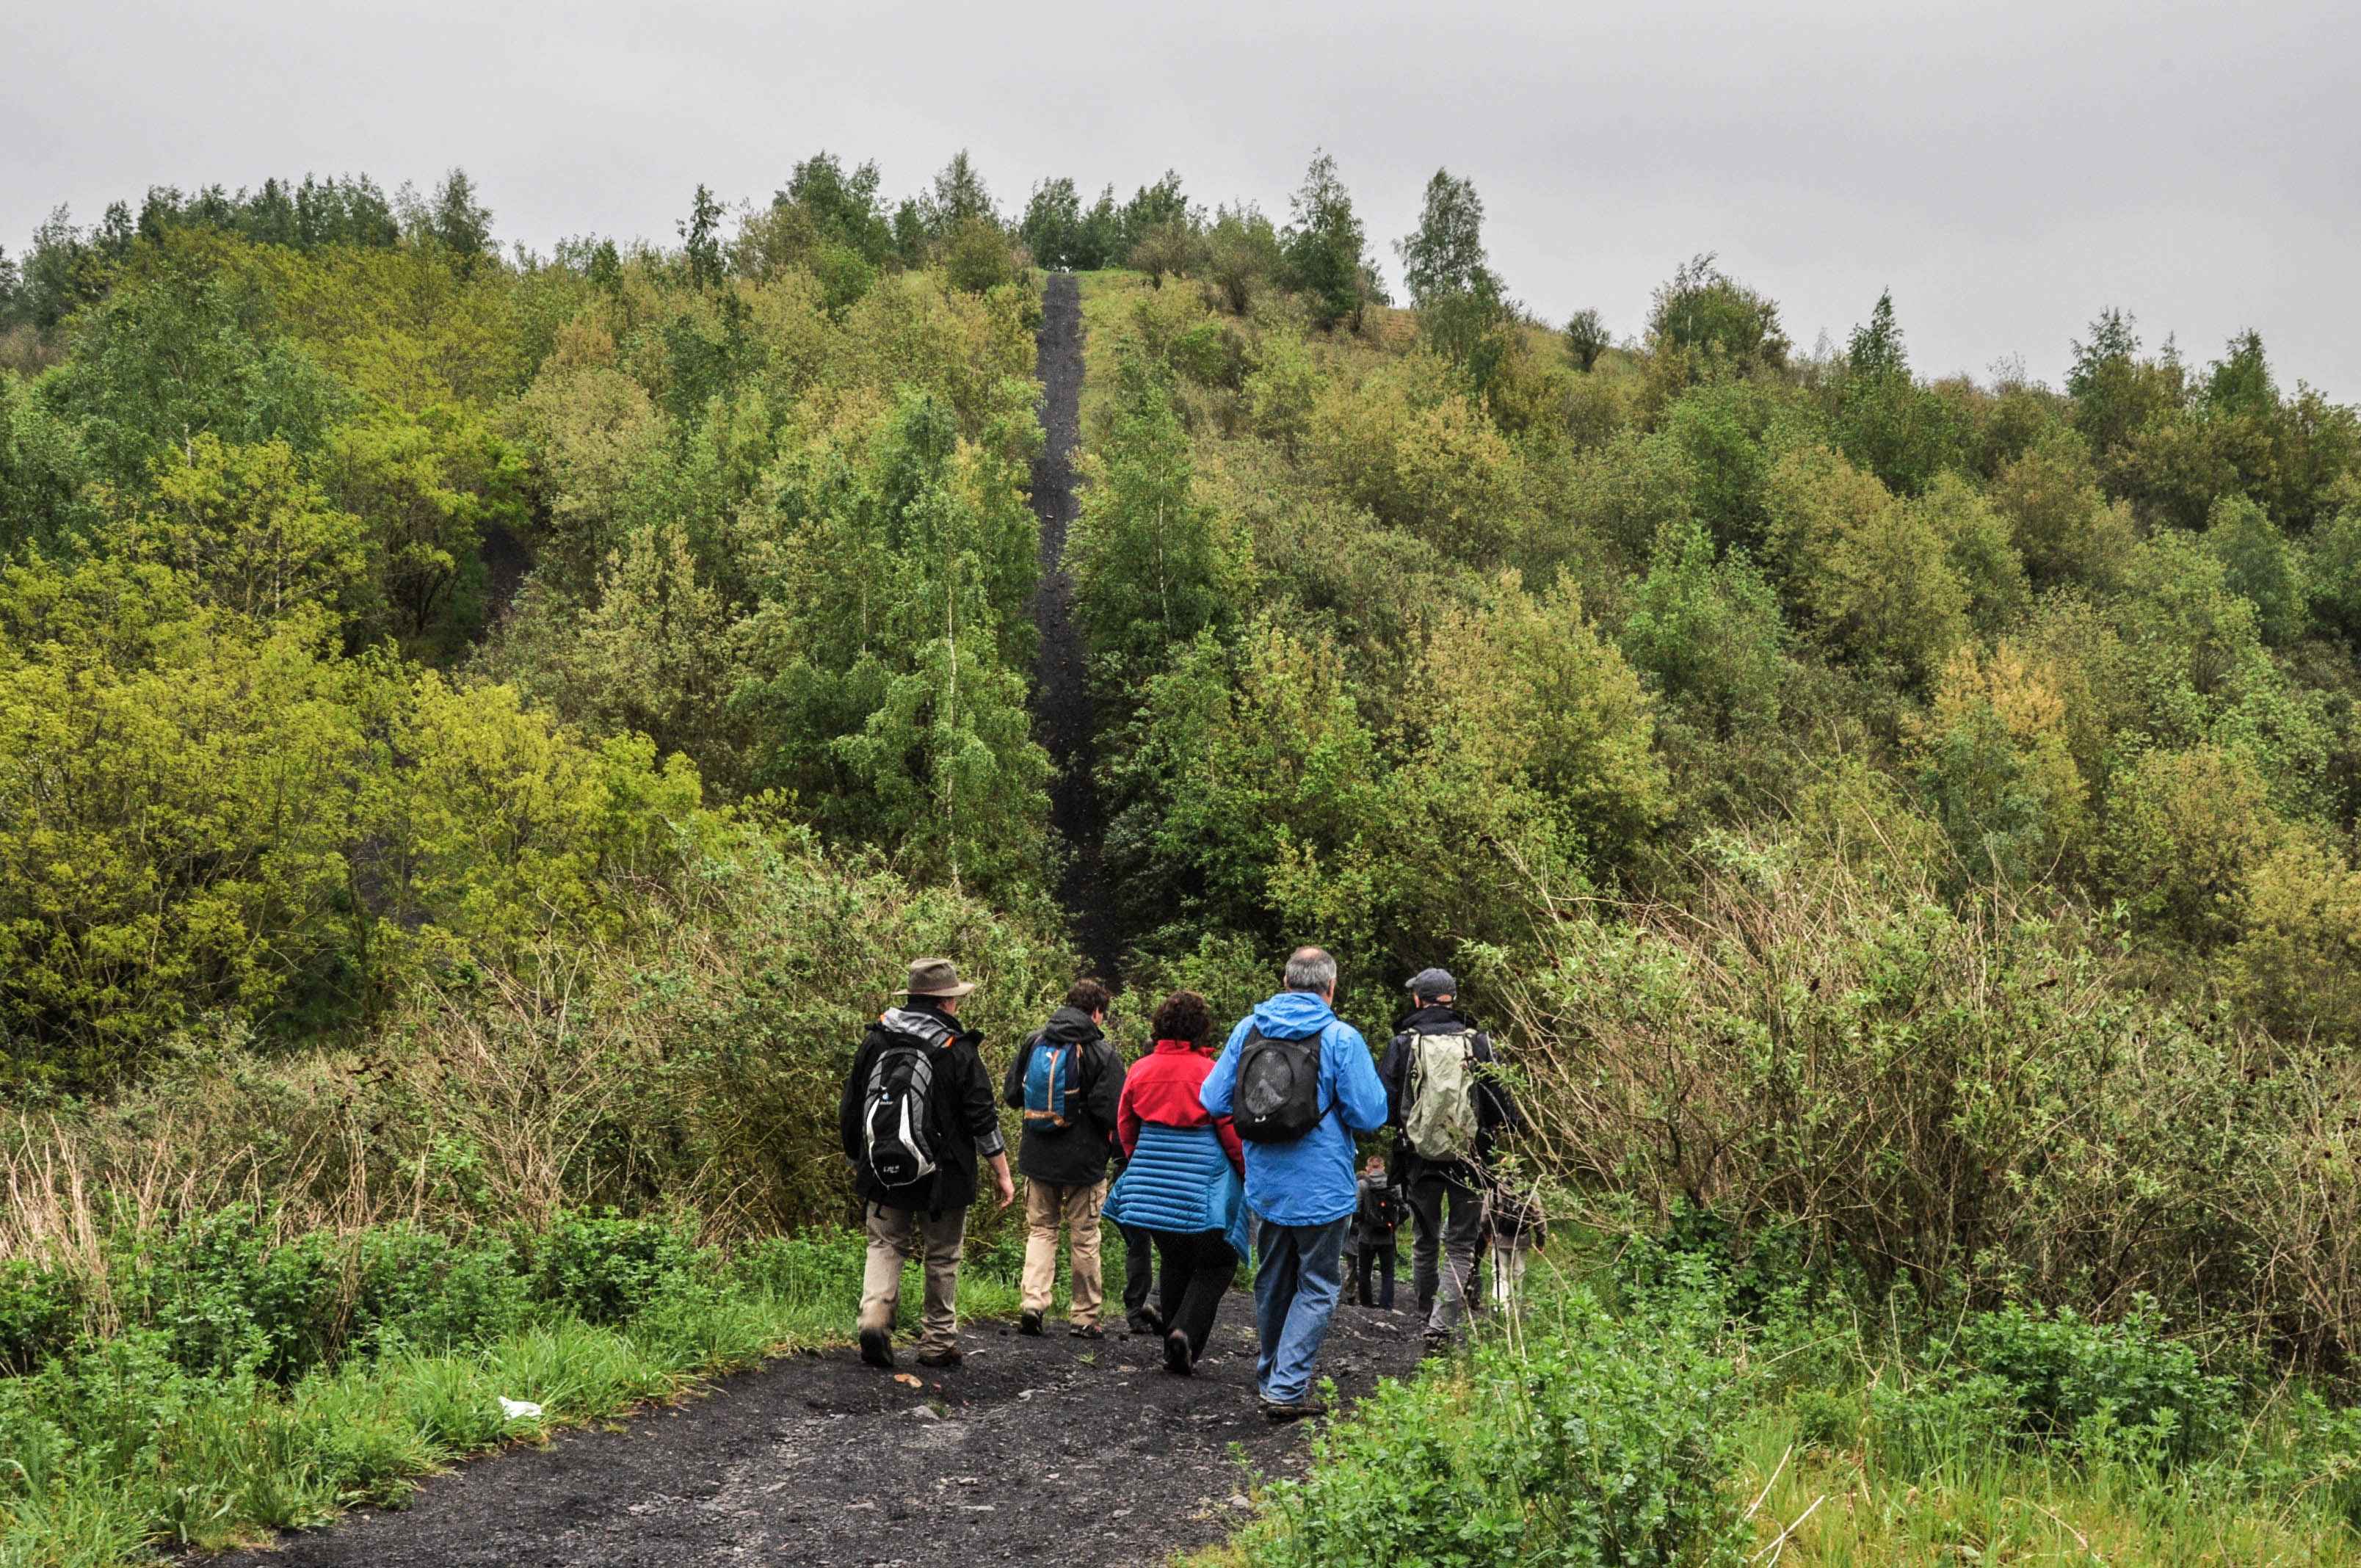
[5,0,2355,392]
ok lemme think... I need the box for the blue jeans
[1252,1216,1349,1404]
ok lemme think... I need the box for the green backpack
[1403,1029,1480,1161]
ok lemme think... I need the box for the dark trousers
[1356,1242,1396,1308]
[1405,1165,1486,1333]
[1120,1223,1156,1324]
[1151,1230,1238,1360]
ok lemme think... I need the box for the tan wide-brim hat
[898,957,976,998]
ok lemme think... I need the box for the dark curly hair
[1150,989,1213,1047]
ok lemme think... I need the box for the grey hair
[1283,945,1338,995]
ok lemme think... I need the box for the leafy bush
[0,1260,79,1375]
[1250,1288,1742,1567]
[349,1225,530,1351]
[526,1211,706,1326]
[1871,1304,2234,1475]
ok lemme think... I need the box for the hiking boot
[1422,1329,1452,1354]
[857,1329,894,1369]
[1127,1311,1163,1337]
[915,1346,963,1368]
[1069,1322,1104,1340]
[1261,1395,1327,1423]
[1162,1329,1194,1376]
[1018,1310,1044,1337]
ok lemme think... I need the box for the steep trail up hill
[199,276,1431,1568]
[209,1310,1422,1567]
[1029,273,1123,980]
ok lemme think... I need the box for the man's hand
[990,1153,1016,1209]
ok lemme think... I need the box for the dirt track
[211,1306,1422,1567]
[1028,273,1122,979]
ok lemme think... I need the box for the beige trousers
[1019,1177,1109,1325]
[859,1200,969,1354]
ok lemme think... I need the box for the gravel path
[211,1307,1422,1567]
[1027,272,1122,979]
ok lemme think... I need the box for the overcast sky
[7,0,2357,396]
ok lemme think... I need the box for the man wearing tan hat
[839,957,1015,1369]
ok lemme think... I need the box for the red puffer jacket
[1117,1040,1245,1175]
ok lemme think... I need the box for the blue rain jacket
[1198,991,1389,1227]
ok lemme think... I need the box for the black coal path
[212,1308,1423,1567]
[1028,273,1122,979]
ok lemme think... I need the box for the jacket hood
[1152,1037,1216,1056]
[1039,1005,1104,1045]
[1396,1001,1473,1034]
[1252,990,1338,1039]
[880,1005,960,1047]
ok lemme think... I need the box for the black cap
[1406,967,1457,999]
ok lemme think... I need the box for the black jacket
[841,999,1004,1214]
[1377,1003,1521,1178]
[1354,1172,1401,1248]
[1000,1006,1123,1188]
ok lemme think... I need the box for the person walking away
[1103,990,1250,1376]
[840,957,1015,1370]
[1109,1028,1159,1335]
[1002,979,1124,1337]
[1115,1188,1159,1333]
[1379,968,1520,1350]
[1353,1155,1399,1309]
[1200,947,1390,1422]
[1487,1181,1548,1305]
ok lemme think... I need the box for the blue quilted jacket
[1104,1123,1251,1265]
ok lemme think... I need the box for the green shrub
[1252,1288,1742,1567]
[1956,1303,2234,1462]
[120,1208,344,1380]
[350,1225,530,1352]
[526,1211,705,1326]
[1871,1304,2233,1476]
[0,1259,80,1375]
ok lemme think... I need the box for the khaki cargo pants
[859,1201,969,1355]
[1020,1177,1109,1327]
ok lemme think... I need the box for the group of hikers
[838,945,1535,1423]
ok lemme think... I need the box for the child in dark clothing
[1353,1156,1400,1309]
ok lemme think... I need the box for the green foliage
[1831,291,1966,494]
[941,216,1018,294]
[528,1212,705,1326]
[1198,203,1282,316]
[1282,151,1382,331]
[0,370,104,557]
[1621,523,1789,737]
[1065,355,1238,682]
[2204,491,2304,646]
[1647,253,1790,379]
[1248,1285,1742,1567]
[119,433,373,623]
[0,1208,875,1564]
[40,239,347,486]
[1873,1304,2235,1473]
[1764,443,1968,679]
[1562,307,1609,372]
[1395,167,1495,310]
[0,1261,79,1376]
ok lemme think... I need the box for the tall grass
[0,1208,1112,1568]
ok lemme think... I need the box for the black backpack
[860,1030,943,1192]
[1233,1027,1324,1143]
